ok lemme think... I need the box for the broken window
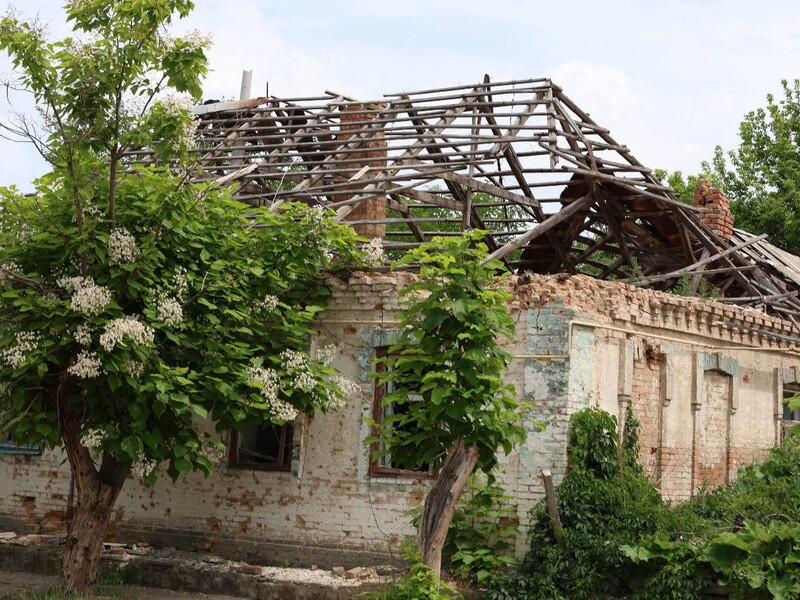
[782,385,800,439]
[370,347,432,478]
[228,423,293,471]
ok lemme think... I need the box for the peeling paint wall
[1,273,797,563]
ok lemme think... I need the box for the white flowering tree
[0,0,362,592]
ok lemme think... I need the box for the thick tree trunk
[419,439,480,577]
[59,408,125,594]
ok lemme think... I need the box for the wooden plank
[192,97,268,116]
[541,470,563,545]
[626,233,769,286]
[483,194,593,263]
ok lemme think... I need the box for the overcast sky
[2,0,799,191]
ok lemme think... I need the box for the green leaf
[174,458,192,475]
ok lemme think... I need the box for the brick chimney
[693,179,734,240]
[338,102,388,240]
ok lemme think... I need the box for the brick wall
[0,273,796,561]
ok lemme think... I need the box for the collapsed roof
[129,77,800,326]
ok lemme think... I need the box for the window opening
[370,347,433,478]
[229,423,293,471]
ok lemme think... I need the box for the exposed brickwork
[337,104,388,240]
[693,179,734,240]
[694,371,731,489]
[631,356,662,482]
[0,272,797,562]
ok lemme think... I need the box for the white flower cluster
[315,344,336,366]
[280,349,308,371]
[176,29,213,52]
[1,331,41,368]
[305,205,326,225]
[84,202,103,218]
[68,350,103,379]
[155,293,183,327]
[74,323,93,346]
[294,371,317,393]
[159,94,193,116]
[332,375,362,398]
[63,38,92,60]
[157,95,199,152]
[99,316,154,352]
[200,439,226,464]
[130,456,159,479]
[57,276,112,316]
[125,360,145,378]
[248,365,298,423]
[0,261,21,282]
[362,237,386,264]
[173,267,188,300]
[256,294,279,314]
[323,393,347,412]
[107,227,139,264]
[176,117,199,152]
[67,0,93,10]
[15,225,36,245]
[80,428,104,450]
[247,365,279,402]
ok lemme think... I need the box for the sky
[1,0,800,192]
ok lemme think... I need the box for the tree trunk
[59,407,126,594]
[419,439,480,577]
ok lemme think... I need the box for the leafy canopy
[0,0,363,481]
[662,79,800,254]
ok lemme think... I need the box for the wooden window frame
[369,347,434,479]
[783,385,800,439]
[0,439,41,456]
[228,423,293,472]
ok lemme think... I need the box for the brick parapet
[331,271,796,346]
[505,273,797,349]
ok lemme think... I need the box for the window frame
[228,423,293,472]
[369,347,434,479]
[782,385,800,441]
[0,439,42,456]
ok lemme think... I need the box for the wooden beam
[483,194,593,263]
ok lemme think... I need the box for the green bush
[488,409,800,599]
[445,473,520,583]
[407,470,520,584]
[360,563,462,600]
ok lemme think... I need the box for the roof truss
[126,77,800,326]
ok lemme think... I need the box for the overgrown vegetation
[661,79,800,255]
[360,562,463,600]
[370,232,531,576]
[407,470,520,584]
[668,272,720,299]
[0,0,364,592]
[488,406,800,600]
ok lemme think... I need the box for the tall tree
[708,79,800,254]
[371,233,533,577]
[0,0,361,592]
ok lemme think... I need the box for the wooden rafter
[120,76,800,323]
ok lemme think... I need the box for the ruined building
[2,78,800,564]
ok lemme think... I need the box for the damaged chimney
[338,102,388,240]
[693,179,734,240]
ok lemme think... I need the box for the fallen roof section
[126,76,800,326]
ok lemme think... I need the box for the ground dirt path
[0,570,244,599]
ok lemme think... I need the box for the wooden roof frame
[127,76,800,326]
